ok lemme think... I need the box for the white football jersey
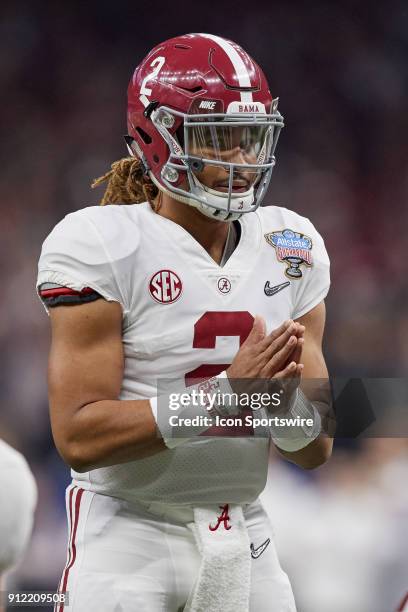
[37,202,330,505]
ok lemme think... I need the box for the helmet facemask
[146,100,284,221]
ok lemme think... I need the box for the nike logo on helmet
[250,538,271,559]
[264,281,290,296]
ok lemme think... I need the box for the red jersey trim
[39,285,101,307]
[39,286,96,298]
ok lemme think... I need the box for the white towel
[184,504,251,612]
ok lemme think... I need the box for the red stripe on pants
[54,486,75,612]
[58,487,84,612]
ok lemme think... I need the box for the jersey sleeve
[37,208,132,317]
[291,217,330,319]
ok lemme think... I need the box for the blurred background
[0,1,407,610]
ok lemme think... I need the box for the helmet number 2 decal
[140,56,165,107]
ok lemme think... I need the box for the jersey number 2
[185,311,254,382]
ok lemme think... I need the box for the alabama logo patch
[265,229,313,279]
[217,277,231,294]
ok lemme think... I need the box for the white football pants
[54,484,296,612]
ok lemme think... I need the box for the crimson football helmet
[126,33,284,221]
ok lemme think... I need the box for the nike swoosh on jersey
[250,538,271,559]
[264,281,290,296]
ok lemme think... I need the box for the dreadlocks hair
[91,157,160,209]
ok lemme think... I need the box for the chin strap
[149,171,250,222]
[196,200,243,222]
[190,174,254,221]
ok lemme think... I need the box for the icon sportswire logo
[250,538,271,559]
[264,281,290,297]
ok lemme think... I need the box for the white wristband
[150,371,236,449]
[270,388,322,452]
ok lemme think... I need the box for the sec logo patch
[149,270,183,304]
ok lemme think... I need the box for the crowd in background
[1,1,407,610]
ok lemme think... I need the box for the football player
[0,440,37,612]
[37,34,333,611]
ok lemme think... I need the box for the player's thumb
[246,315,266,345]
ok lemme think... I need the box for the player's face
[187,124,269,193]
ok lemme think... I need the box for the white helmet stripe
[200,33,253,103]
